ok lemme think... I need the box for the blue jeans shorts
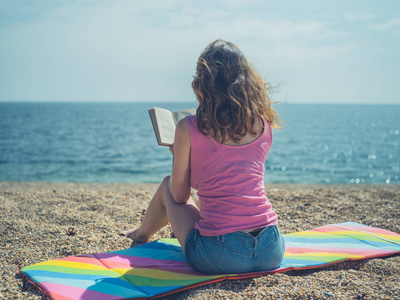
[184,225,285,275]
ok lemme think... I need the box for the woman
[120,39,285,274]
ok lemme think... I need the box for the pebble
[1,182,399,300]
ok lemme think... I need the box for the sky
[0,0,399,104]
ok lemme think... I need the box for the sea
[0,102,399,185]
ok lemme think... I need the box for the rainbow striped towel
[20,222,400,300]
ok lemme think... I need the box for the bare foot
[119,228,149,244]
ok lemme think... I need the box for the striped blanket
[20,222,400,299]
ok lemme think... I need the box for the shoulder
[178,115,197,135]
[175,118,191,142]
[184,114,196,125]
[262,118,273,141]
[176,117,189,132]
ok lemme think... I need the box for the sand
[0,182,399,299]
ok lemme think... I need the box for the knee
[162,176,171,186]
[159,176,176,205]
[161,176,172,193]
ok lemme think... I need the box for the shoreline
[1,181,399,191]
[1,182,399,299]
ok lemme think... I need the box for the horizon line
[0,100,399,106]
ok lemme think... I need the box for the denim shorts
[184,225,285,275]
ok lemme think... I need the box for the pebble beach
[1,182,399,299]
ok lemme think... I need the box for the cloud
[268,43,355,61]
[370,18,400,35]
[344,12,375,21]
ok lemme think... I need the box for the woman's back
[186,115,277,236]
[208,117,265,146]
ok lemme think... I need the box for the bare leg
[119,178,170,243]
[120,176,200,251]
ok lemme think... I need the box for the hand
[169,144,174,156]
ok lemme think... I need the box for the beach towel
[20,222,400,300]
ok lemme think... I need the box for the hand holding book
[148,107,196,146]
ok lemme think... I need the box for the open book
[148,107,196,146]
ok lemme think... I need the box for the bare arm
[169,118,191,204]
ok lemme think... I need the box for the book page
[172,109,196,124]
[152,108,176,146]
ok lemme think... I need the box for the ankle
[133,227,151,244]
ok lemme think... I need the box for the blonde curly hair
[192,39,281,144]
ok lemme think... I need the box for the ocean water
[0,102,399,184]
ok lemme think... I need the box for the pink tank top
[186,115,277,236]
